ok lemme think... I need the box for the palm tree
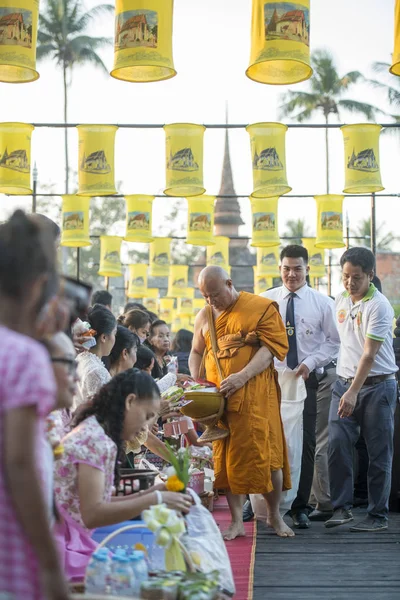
[37,0,113,193]
[367,62,400,135]
[279,49,383,193]
[282,218,311,246]
[351,217,396,251]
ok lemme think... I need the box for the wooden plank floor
[253,508,400,600]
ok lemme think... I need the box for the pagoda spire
[214,107,244,237]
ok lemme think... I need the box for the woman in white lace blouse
[76,305,117,406]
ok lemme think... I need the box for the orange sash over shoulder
[204,292,288,413]
[204,291,291,494]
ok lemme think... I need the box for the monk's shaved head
[198,266,238,312]
[198,266,230,285]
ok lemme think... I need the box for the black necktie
[286,292,299,370]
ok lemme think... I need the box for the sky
[0,0,398,294]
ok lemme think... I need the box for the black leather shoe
[243,500,254,522]
[291,511,310,529]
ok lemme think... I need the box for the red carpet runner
[213,498,257,600]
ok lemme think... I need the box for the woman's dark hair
[372,275,382,293]
[109,325,138,367]
[30,213,61,241]
[145,320,169,379]
[88,304,117,340]
[172,329,193,353]
[280,244,308,264]
[75,369,160,485]
[146,310,158,324]
[120,309,151,331]
[92,290,113,308]
[340,247,375,273]
[124,301,146,313]
[149,319,168,338]
[135,344,156,371]
[0,210,58,302]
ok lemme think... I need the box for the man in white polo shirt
[325,247,398,532]
[261,244,340,529]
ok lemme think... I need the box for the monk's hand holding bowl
[220,372,247,398]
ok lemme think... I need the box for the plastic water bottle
[167,356,178,375]
[86,551,111,594]
[111,554,134,596]
[130,550,149,595]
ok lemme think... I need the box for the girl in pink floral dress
[0,211,68,600]
[54,369,192,581]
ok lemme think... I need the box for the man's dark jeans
[328,378,397,520]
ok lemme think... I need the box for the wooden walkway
[253,508,400,600]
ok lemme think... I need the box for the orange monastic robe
[204,291,291,495]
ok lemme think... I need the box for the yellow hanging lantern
[341,124,384,194]
[390,0,400,75]
[246,0,311,85]
[246,123,291,198]
[0,122,33,194]
[171,310,180,334]
[111,0,176,83]
[302,238,325,279]
[159,297,174,322]
[253,267,272,295]
[98,236,123,277]
[125,195,154,243]
[250,196,280,247]
[0,0,40,83]
[127,264,148,298]
[143,289,159,312]
[314,195,345,249]
[168,265,189,298]
[77,125,118,196]
[150,237,171,276]
[257,246,280,276]
[193,298,206,316]
[177,288,194,316]
[206,236,230,271]
[186,195,215,246]
[164,123,206,197]
[178,315,193,332]
[60,195,91,247]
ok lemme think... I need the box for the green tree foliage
[367,62,400,136]
[279,49,382,193]
[282,218,311,246]
[351,217,396,251]
[37,0,113,193]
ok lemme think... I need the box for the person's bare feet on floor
[268,513,295,537]
[222,522,246,540]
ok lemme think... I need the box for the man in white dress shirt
[261,245,340,529]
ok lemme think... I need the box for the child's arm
[4,406,68,600]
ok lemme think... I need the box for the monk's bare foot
[268,513,295,538]
[222,522,246,540]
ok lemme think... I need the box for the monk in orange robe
[190,266,293,540]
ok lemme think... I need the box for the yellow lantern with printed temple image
[111,0,176,83]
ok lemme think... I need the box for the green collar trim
[342,283,376,302]
[363,283,376,302]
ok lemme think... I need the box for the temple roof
[214,127,244,228]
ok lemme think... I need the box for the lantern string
[16,193,400,199]
[28,122,400,129]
